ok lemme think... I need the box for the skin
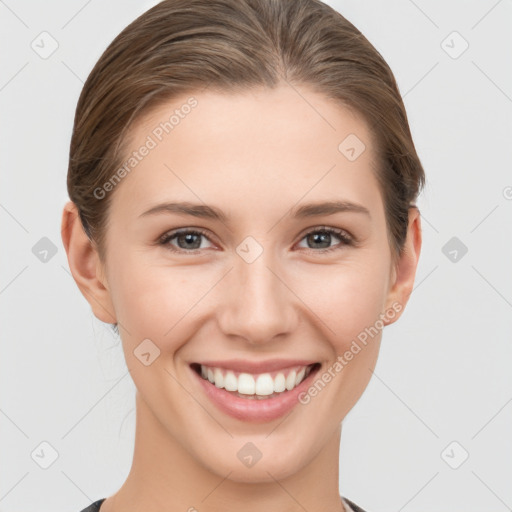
[61,83,421,512]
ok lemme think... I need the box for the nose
[216,248,298,346]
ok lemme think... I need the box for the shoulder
[342,496,370,512]
[77,498,106,512]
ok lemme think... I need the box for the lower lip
[190,364,320,422]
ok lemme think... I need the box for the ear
[61,201,117,324]
[383,206,422,326]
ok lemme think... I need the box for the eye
[159,228,214,253]
[158,226,354,255]
[296,226,354,253]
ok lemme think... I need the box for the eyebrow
[138,199,371,221]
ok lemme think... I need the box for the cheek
[296,262,389,419]
[109,242,391,360]
[291,257,390,351]
[108,257,212,349]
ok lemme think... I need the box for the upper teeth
[200,364,313,395]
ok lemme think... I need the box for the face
[80,84,417,483]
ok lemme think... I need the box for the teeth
[274,373,286,392]
[255,374,274,395]
[295,367,306,386]
[198,364,314,397]
[238,373,255,394]
[224,371,238,391]
[213,368,224,388]
[285,370,296,391]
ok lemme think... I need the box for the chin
[195,435,316,484]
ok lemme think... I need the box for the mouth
[189,361,321,422]
[190,362,320,399]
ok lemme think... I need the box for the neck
[102,391,346,512]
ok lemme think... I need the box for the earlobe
[383,207,422,325]
[60,201,117,324]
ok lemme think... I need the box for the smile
[189,360,321,422]
[192,362,317,399]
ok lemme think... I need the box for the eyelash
[158,226,354,255]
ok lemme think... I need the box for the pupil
[179,233,201,249]
[309,232,330,249]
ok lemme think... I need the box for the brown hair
[67,0,425,267]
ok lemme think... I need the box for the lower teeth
[231,390,287,400]
[203,380,289,399]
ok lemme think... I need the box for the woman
[61,0,424,510]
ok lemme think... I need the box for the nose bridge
[217,244,297,344]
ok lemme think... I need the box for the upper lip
[192,359,318,374]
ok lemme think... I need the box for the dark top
[79,499,104,512]
[78,496,368,511]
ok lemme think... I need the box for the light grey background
[1,1,511,511]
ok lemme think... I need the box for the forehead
[110,84,382,221]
